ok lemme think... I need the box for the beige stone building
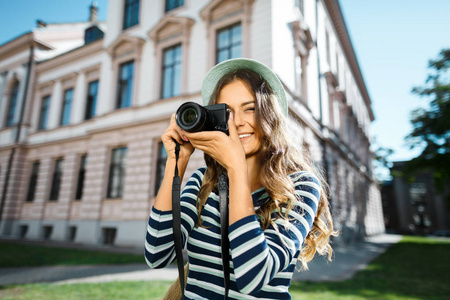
[0,0,384,248]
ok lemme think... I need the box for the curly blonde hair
[196,69,337,270]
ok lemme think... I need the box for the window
[107,147,128,198]
[117,61,134,109]
[75,155,87,200]
[85,81,98,120]
[154,142,167,196]
[20,225,28,238]
[60,88,73,126]
[102,227,117,245]
[123,0,139,29]
[38,95,50,130]
[26,162,40,202]
[6,81,19,127]
[68,226,77,242]
[84,26,104,44]
[49,158,64,201]
[43,225,53,240]
[162,45,182,99]
[165,0,184,12]
[216,23,242,63]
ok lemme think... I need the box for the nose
[233,111,245,127]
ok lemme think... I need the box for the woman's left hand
[183,113,246,171]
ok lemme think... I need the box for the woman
[145,58,335,299]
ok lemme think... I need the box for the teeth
[239,134,252,139]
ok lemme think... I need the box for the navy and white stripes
[145,167,320,299]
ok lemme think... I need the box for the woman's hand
[161,113,195,162]
[183,113,246,171]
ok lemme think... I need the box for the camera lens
[181,108,197,126]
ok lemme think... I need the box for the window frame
[6,80,20,127]
[38,95,51,130]
[201,0,253,70]
[216,22,242,64]
[106,146,128,199]
[49,158,64,201]
[85,80,99,120]
[154,141,167,196]
[60,88,73,126]
[161,44,182,99]
[26,161,40,202]
[116,60,135,109]
[122,0,140,30]
[75,154,87,200]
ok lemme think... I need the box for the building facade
[0,0,384,248]
[382,161,449,235]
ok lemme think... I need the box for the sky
[1,0,449,177]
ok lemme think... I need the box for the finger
[227,112,239,139]
[164,128,184,145]
[184,130,222,142]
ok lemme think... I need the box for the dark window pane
[60,88,73,126]
[6,81,20,127]
[38,96,50,130]
[85,80,98,120]
[102,227,117,245]
[49,158,64,201]
[107,147,128,198]
[161,45,182,99]
[68,226,77,241]
[116,61,134,109]
[154,142,167,196]
[216,23,242,63]
[75,155,87,200]
[165,0,184,12]
[43,226,53,240]
[26,162,40,202]
[123,0,139,29]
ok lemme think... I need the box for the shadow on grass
[290,236,450,300]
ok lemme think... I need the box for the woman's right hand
[161,113,195,162]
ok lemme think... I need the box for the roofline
[323,0,375,121]
[0,32,53,59]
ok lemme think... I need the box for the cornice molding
[148,16,195,42]
[323,0,375,121]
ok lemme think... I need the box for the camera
[176,102,229,134]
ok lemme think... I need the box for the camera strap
[171,141,230,299]
[218,171,230,299]
[171,141,185,298]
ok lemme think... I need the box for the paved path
[0,234,402,286]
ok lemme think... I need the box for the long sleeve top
[145,167,320,299]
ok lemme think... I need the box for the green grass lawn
[0,241,143,267]
[0,236,449,300]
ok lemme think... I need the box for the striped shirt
[145,167,320,299]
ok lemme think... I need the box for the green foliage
[404,49,450,193]
[0,242,143,267]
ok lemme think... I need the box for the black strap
[172,141,185,298]
[172,141,230,299]
[219,172,230,299]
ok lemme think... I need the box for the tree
[404,49,450,191]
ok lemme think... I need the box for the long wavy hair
[197,69,337,269]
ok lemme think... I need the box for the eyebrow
[241,100,256,106]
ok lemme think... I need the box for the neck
[246,155,262,192]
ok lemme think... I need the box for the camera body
[176,102,229,134]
